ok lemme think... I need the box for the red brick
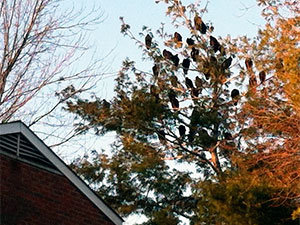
[0,155,116,225]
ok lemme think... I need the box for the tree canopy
[67,0,300,224]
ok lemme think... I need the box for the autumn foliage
[67,0,300,224]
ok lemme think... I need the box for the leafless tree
[0,0,107,149]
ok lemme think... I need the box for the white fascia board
[0,121,123,225]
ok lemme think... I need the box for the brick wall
[0,154,116,225]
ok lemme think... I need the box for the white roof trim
[0,121,123,225]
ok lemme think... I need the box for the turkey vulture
[191,87,200,97]
[168,92,179,109]
[174,32,182,42]
[195,76,202,88]
[245,58,253,70]
[221,56,232,70]
[179,125,186,138]
[145,34,152,49]
[163,49,173,60]
[191,47,199,62]
[186,38,195,46]
[170,97,179,110]
[152,64,160,78]
[194,15,207,34]
[185,77,194,89]
[157,129,166,143]
[210,36,221,53]
[231,89,240,99]
[224,132,232,140]
[171,54,180,67]
[182,58,190,74]
[259,71,266,84]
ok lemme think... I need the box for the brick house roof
[0,121,123,225]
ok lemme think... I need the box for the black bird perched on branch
[186,38,195,46]
[174,32,182,42]
[210,36,221,53]
[231,89,240,99]
[179,125,186,138]
[152,64,160,79]
[191,87,200,97]
[185,77,194,89]
[245,58,253,70]
[259,71,266,84]
[182,58,190,74]
[168,91,179,110]
[231,89,240,106]
[163,49,173,60]
[171,54,180,67]
[145,34,152,49]
[157,129,166,144]
[195,76,202,88]
[191,47,199,62]
[194,15,207,34]
[222,56,232,70]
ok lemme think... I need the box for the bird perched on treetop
[152,64,160,79]
[163,49,173,60]
[186,38,195,46]
[185,77,194,89]
[182,58,190,75]
[245,58,253,70]
[221,56,232,70]
[171,54,180,67]
[194,14,207,34]
[210,36,221,53]
[195,76,202,88]
[231,89,240,105]
[231,89,240,99]
[191,47,199,62]
[145,34,152,49]
[259,71,266,84]
[179,125,186,138]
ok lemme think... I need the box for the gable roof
[0,121,123,225]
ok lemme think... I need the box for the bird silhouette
[231,89,240,99]
[145,34,152,49]
[179,125,186,138]
[182,58,190,74]
[195,76,202,88]
[191,47,199,62]
[171,54,180,67]
[152,64,160,79]
[185,77,194,89]
[186,38,195,46]
[163,49,173,60]
[168,91,179,110]
[245,58,253,70]
[210,36,221,53]
[194,15,207,34]
[174,32,182,42]
[221,56,232,70]
[191,87,200,97]
[259,71,266,84]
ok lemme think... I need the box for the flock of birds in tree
[144,14,267,142]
